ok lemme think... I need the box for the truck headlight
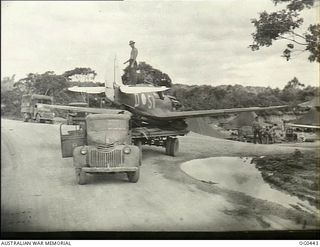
[80,148,87,155]
[123,146,131,154]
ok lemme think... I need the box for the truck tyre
[135,140,142,162]
[135,140,142,150]
[165,138,172,155]
[169,138,179,157]
[23,113,30,122]
[36,114,41,123]
[127,168,140,183]
[75,169,86,185]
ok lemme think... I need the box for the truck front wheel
[127,168,140,183]
[23,113,30,122]
[165,138,172,155]
[75,169,86,185]
[134,140,142,163]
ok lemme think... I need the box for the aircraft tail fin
[113,55,124,87]
[105,79,115,102]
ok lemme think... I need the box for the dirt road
[1,118,319,232]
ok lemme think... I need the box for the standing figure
[269,124,279,143]
[252,116,262,144]
[124,40,138,85]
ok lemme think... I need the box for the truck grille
[88,148,123,168]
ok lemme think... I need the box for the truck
[285,127,298,142]
[21,94,54,123]
[60,110,141,185]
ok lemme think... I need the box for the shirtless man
[124,40,138,85]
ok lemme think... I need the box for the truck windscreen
[87,118,128,145]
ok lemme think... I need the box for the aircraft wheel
[127,168,140,183]
[36,114,41,123]
[169,138,179,157]
[75,169,86,185]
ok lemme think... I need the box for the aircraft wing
[286,123,320,129]
[37,104,114,114]
[133,105,288,120]
[68,85,169,94]
[39,103,288,122]
[68,86,106,94]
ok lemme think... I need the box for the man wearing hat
[124,40,138,85]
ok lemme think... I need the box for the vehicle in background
[285,127,298,142]
[237,126,254,142]
[67,102,88,127]
[60,110,141,185]
[21,94,54,123]
[285,123,320,142]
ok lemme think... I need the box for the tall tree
[14,71,69,96]
[122,61,172,87]
[250,0,320,62]
[1,74,15,92]
[281,77,305,101]
[63,67,97,82]
[283,76,305,89]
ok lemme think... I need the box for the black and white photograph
[1,0,319,239]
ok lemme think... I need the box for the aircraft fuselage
[115,88,174,115]
[113,86,187,130]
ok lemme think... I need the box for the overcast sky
[1,0,319,88]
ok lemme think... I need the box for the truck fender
[73,146,88,168]
[123,145,141,167]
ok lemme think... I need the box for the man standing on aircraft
[252,116,262,144]
[124,40,138,85]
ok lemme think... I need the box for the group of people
[252,116,279,144]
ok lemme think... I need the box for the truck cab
[21,94,54,123]
[66,102,88,126]
[60,110,141,185]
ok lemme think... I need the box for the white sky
[1,0,319,88]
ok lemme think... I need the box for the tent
[186,118,229,139]
[299,96,320,108]
[293,108,320,126]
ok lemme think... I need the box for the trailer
[61,109,189,157]
[132,127,189,156]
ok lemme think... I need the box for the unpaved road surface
[1,118,319,232]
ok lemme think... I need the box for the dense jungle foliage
[1,64,318,119]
